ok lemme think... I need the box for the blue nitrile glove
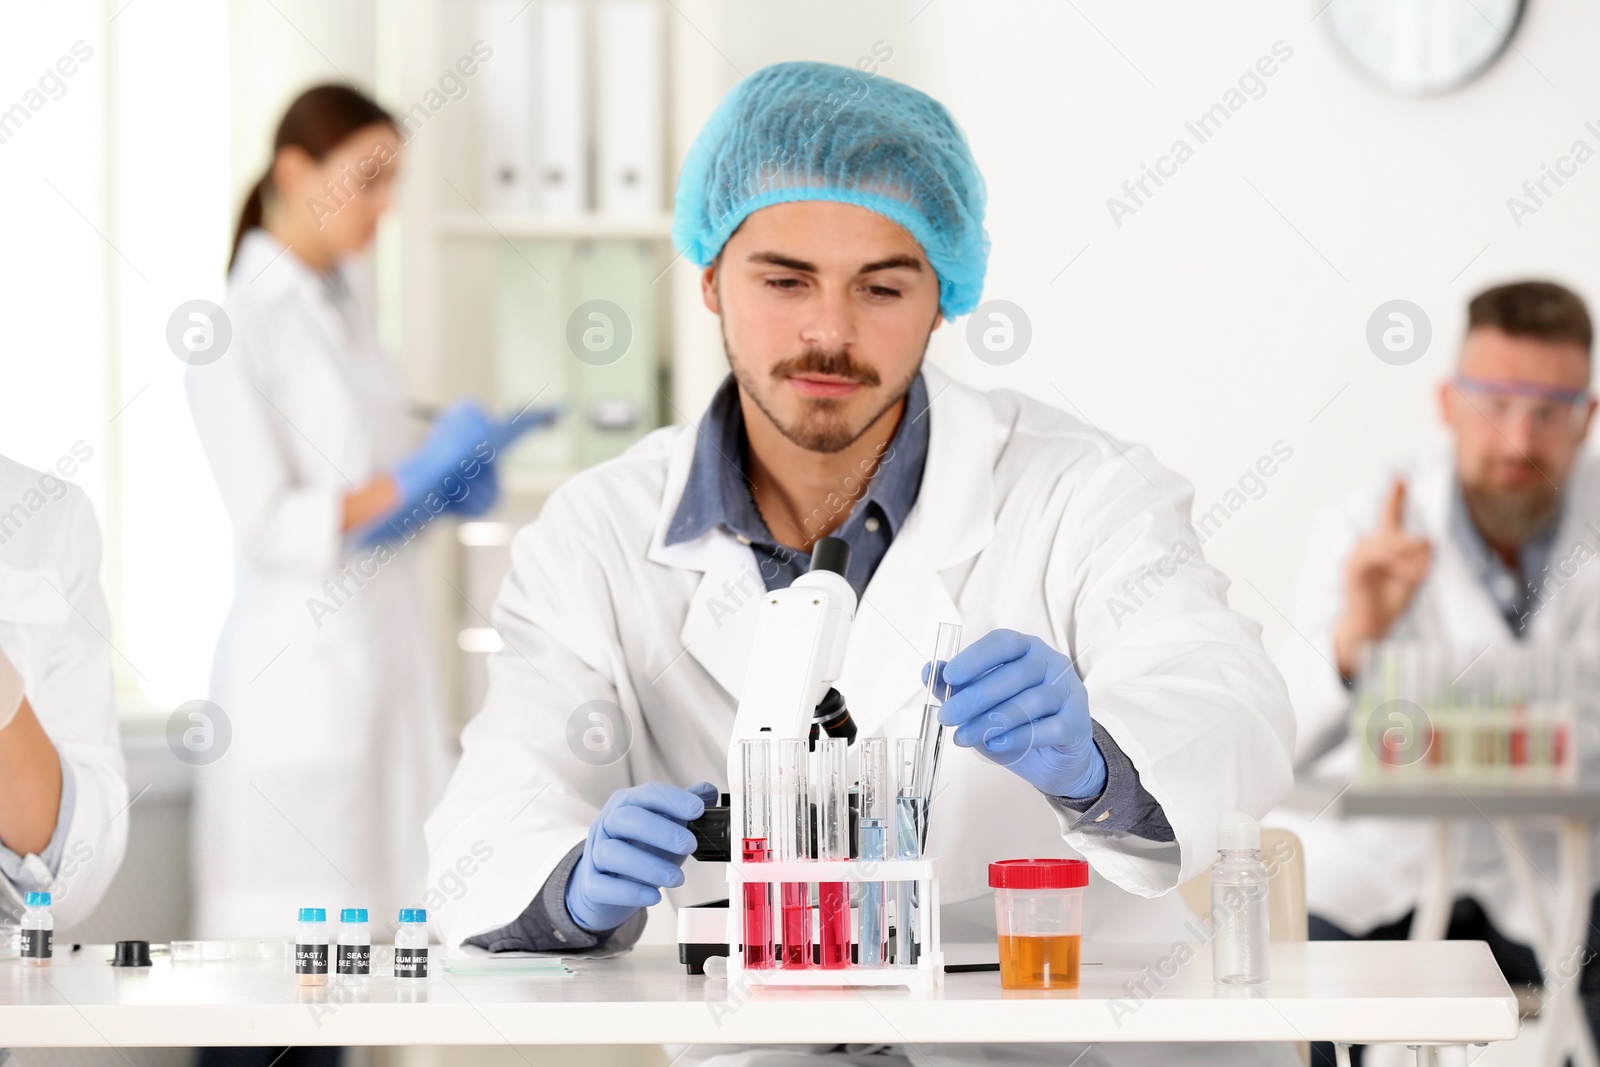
[565,781,720,934]
[934,629,1107,800]
[439,403,564,519]
[444,456,499,517]
[392,399,497,505]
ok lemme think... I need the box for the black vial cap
[808,536,851,578]
[111,940,152,967]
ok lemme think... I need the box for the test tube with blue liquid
[895,737,921,966]
[858,737,889,967]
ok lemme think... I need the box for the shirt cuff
[465,843,647,954]
[1050,721,1174,842]
[0,750,76,893]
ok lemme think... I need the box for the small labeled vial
[294,907,330,986]
[336,908,371,979]
[20,891,53,966]
[394,908,428,980]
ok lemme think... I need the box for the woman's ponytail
[228,172,270,274]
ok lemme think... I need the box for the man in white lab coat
[428,61,1297,1067]
[0,452,130,1065]
[1271,280,1600,1062]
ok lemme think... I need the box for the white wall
[899,0,1600,653]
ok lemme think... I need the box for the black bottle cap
[111,940,152,967]
[808,537,851,578]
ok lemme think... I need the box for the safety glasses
[1450,375,1593,436]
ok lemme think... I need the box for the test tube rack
[723,857,943,990]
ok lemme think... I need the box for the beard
[1460,467,1563,547]
[724,327,925,455]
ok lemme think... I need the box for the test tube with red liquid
[777,738,813,969]
[816,737,850,968]
[740,738,774,969]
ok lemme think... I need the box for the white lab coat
[1270,449,1600,945]
[426,363,1297,1066]
[0,455,128,928]
[184,229,452,938]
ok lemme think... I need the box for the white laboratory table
[0,941,1517,1055]
[1340,784,1600,1067]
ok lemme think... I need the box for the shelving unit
[380,0,729,725]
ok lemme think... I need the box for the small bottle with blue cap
[20,891,52,966]
[295,907,329,986]
[394,908,428,980]
[336,908,370,979]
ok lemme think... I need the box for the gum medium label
[336,944,371,975]
[20,929,51,959]
[394,947,428,979]
[294,943,329,975]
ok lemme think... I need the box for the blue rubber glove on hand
[565,781,719,934]
[392,399,497,505]
[935,629,1107,800]
[444,456,499,517]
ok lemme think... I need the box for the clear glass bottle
[1211,811,1270,983]
[295,907,329,986]
[336,908,371,979]
[20,891,52,966]
[394,908,429,980]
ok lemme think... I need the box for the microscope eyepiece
[808,536,851,577]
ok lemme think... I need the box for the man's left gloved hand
[935,628,1106,800]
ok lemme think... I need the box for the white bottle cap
[1218,810,1260,851]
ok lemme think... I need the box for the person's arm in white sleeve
[424,484,640,952]
[0,488,127,927]
[1048,441,1296,897]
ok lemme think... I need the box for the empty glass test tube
[741,738,774,969]
[816,737,850,968]
[858,737,889,967]
[777,738,813,968]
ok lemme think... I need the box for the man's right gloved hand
[565,781,718,934]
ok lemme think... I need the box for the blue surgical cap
[672,61,990,318]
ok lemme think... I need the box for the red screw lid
[989,858,1089,890]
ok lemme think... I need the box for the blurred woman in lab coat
[185,87,496,1052]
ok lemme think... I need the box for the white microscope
[679,536,944,989]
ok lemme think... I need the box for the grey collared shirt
[472,371,1172,953]
[1447,476,1561,637]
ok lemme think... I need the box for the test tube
[740,738,774,969]
[777,738,813,969]
[816,738,850,968]
[858,737,888,967]
[915,622,963,852]
[894,737,922,967]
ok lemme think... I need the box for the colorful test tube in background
[857,737,889,967]
[740,738,774,969]
[777,738,813,969]
[816,737,850,968]
[895,737,922,966]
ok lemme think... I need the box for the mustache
[770,349,881,387]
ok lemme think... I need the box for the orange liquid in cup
[997,933,1080,989]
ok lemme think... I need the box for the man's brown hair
[1468,280,1592,353]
